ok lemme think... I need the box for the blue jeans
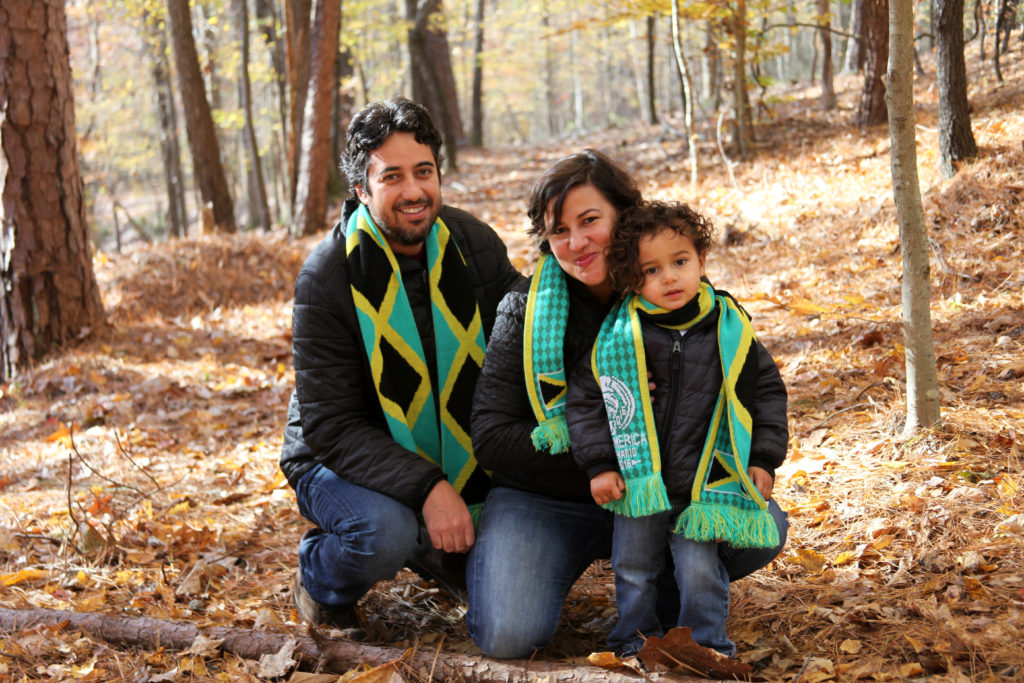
[608,499,789,657]
[466,486,681,658]
[294,463,427,609]
[466,486,615,658]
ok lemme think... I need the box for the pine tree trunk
[235,0,271,231]
[469,0,486,147]
[285,0,312,211]
[406,0,461,174]
[294,0,340,237]
[143,11,188,238]
[857,0,889,126]
[818,0,838,109]
[935,0,978,178]
[0,0,105,382]
[886,0,941,433]
[166,0,237,232]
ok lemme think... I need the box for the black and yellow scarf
[346,204,489,512]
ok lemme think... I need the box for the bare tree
[935,0,978,177]
[469,0,486,147]
[294,0,341,236]
[234,0,272,231]
[818,0,838,109]
[670,0,698,188]
[857,0,888,126]
[844,0,865,72]
[886,0,941,433]
[285,0,312,210]
[166,0,237,232]
[1,0,105,382]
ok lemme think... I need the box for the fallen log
[0,608,706,682]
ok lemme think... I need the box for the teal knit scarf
[523,253,572,453]
[346,203,490,513]
[592,281,779,548]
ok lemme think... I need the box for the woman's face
[545,184,617,300]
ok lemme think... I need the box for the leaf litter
[1,55,1023,681]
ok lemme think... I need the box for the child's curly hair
[607,200,717,293]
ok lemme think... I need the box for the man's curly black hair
[607,200,717,293]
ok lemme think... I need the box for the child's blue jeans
[608,499,788,657]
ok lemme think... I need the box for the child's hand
[591,471,625,505]
[748,466,774,501]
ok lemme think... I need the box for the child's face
[635,227,706,310]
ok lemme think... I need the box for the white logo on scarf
[600,375,636,432]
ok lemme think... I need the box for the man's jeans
[608,499,789,657]
[294,464,427,609]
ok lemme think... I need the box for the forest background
[1,0,1023,680]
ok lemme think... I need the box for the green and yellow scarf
[592,281,778,548]
[346,204,489,512]
[523,253,572,454]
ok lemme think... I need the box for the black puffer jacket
[567,308,789,501]
[280,198,524,510]
[471,276,615,503]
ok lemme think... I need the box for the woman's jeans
[294,464,427,609]
[609,499,790,657]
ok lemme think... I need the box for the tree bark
[0,608,687,682]
[0,0,105,382]
[646,15,659,124]
[935,0,978,178]
[143,9,188,238]
[293,0,340,237]
[886,0,941,433]
[166,0,236,232]
[818,0,838,109]
[703,21,722,110]
[844,0,865,72]
[469,0,486,147]
[285,0,312,211]
[406,0,462,174]
[729,0,754,158]
[235,0,272,231]
[856,0,889,127]
[254,0,289,214]
[671,0,698,189]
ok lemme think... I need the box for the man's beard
[374,199,441,247]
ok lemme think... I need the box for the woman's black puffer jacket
[471,276,615,503]
[566,308,789,502]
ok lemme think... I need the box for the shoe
[407,547,468,604]
[293,568,362,630]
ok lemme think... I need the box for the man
[280,98,523,628]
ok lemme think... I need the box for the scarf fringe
[673,501,780,549]
[603,472,672,517]
[530,416,570,454]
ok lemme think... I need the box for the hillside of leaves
[1,53,1022,681]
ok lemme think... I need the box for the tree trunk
[0,0,105,382]
[469,0,485,146]
[406,0,462,174]
[856,0,889,126]
[285,0,312,210]
[671,0,698,189]
[646,15,659,124]
[935,0,978,178]
[293,0,340,237]
[331,34,355,196]
[166,0,237,232]
[818,0,838,109]
[845,0,865,72]
[0,608,671,682]
[729,0,753,158]
[143,10,188,238]
[235,0,272,231]
[254,0,289,225]
[886,0,941,434]
[993,0,1010,81]
[703,21,722,109]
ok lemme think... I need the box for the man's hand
[422,479,475,553]
[748,466,774,501]
[591,471,626,505]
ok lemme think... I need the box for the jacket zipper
[658,332,682,455]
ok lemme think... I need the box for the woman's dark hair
[525,149,642,253]
[608,200,717,292]
[341,98,445,194]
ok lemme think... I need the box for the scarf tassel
[531,416,571,454]
[603,472,672,517]
[673,501,780,549]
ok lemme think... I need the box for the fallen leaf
[257,636,297,679]
[638,627,752,678]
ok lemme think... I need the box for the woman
[467,150,788,659]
